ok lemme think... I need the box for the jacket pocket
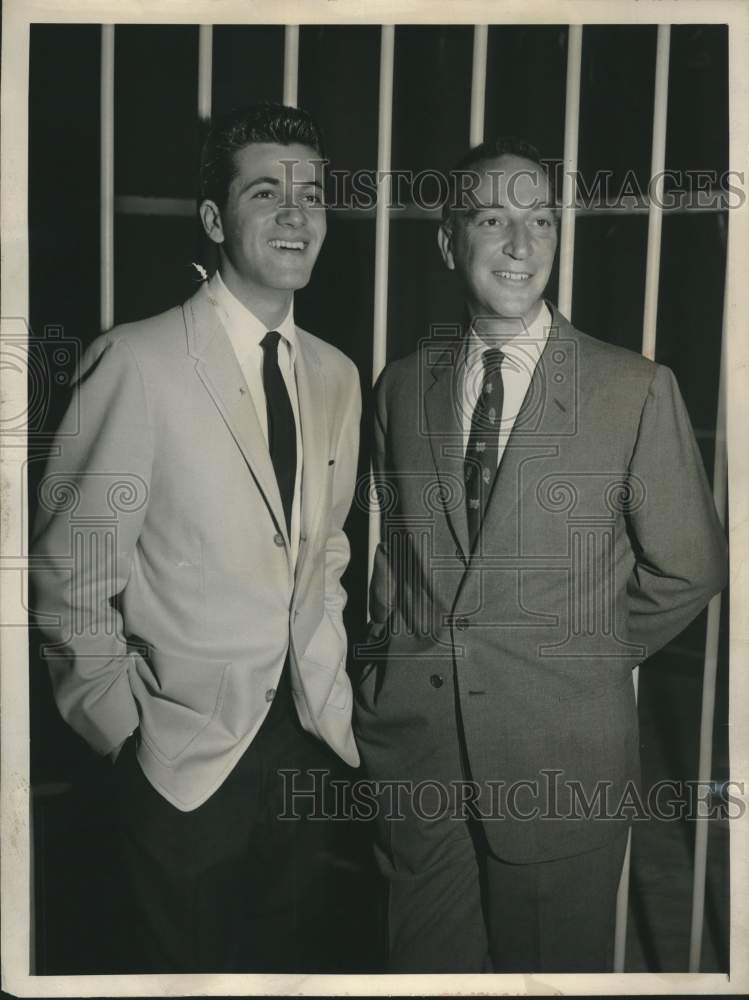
[301,610,346,672]
[132,651,230,764]
[326,665,352,711]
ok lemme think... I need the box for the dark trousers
[113,667,346,973]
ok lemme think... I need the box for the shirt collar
[463,302,552,373]
[208,270,297,362]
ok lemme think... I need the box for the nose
[503,220,532,260]
[276,199,305,226]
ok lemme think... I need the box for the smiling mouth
[268,239,307,252]
[494,271,531,282]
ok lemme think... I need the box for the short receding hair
[199,102,326,209]
[441,136,557,223]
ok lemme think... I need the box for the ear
[199,200,225,245]
[437,222,455,270]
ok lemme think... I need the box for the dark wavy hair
[199,102,326,208]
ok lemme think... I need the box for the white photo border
[2,0,748,995]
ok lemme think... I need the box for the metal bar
[614,830,633,970]
[688,249,729,971]
[100,25,115,332]
[197,25,213,122]
[470,26,488,147]
[557,25,582,320]
[368,25,395,588]
[613,665,639,971]
[641,25,671,360]
[614,31,672,965]
[372,25,394,388]
[283,26,299,107]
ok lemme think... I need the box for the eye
[252,189,276,200]
[303,192,324,206]
[532,214,555,229]
[477,214,506,227]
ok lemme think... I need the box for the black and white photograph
[1,0,748,995]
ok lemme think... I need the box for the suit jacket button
[266,688,276,702]
[455,616,469,631]
[273,533,284,547]
[430,674,444,688]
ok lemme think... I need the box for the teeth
[495,271,530,281]
[269,239,305,250]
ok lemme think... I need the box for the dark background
[27,23,729,974]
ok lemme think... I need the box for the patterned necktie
[260,331,297,534]
[464,347,504,550]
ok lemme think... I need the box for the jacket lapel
[423,339,471,558]
[294,331,327,559]
[184,284,289,542]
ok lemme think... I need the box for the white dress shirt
[460,303,552,468]
[208,271,303,565]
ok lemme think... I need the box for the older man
[354,137,727,972]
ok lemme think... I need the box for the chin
[503,293,541,316]
[274,277,312,293]
[490,301,532,320]
[270,268,313,290]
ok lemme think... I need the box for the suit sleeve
[31,336,153,754]
[625,363,727,658]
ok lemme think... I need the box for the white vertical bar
[615,30,671,961]
[689,252,729,971]
[0,6,31,982]
[372,25,394,388]
[613,665,639,971]
[197,25,213,122]
[641,25,671,360]
[710,268,729,533]
[283,26,299,107]
[557,26,582,320]
[469,26,488,147]
[368,25,395,587]
[100,25,115,332]
[614,831,633,970]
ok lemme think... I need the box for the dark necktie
[464,347,504,550]
[260,331,297,534]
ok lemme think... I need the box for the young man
[354,138,727,973]
[32,103,361,972]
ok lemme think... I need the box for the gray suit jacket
[32,283,361,810]
[355,306,727,864]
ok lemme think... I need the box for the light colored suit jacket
[355,306,727,864]
[32,283,361,810]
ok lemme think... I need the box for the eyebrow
[237,176,324,197]
[465,200,556,217]
[237,176,280,196]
